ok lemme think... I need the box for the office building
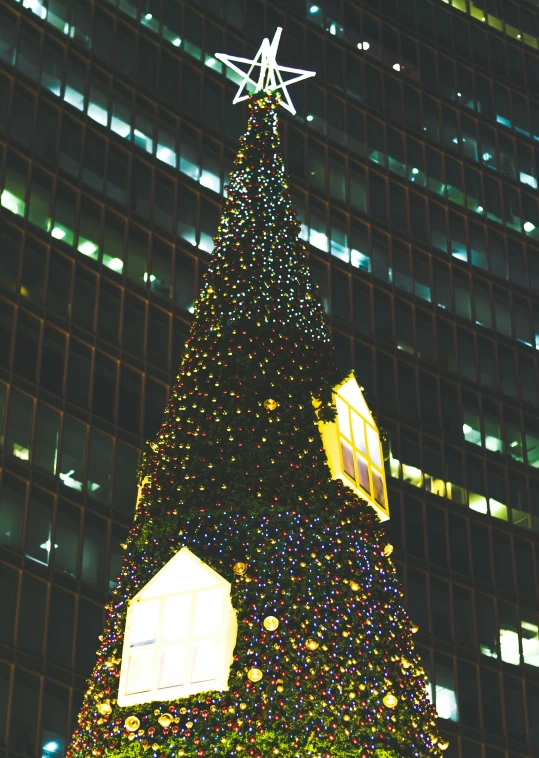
[0,0,538,756]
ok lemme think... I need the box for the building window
[118,548,237,706]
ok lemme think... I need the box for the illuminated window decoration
[118,547,237,706]
[317,374,389,521]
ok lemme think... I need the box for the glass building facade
[0,0,539,755]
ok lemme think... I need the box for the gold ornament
[158,713,174,728]
[306,638,319,651]
[263,616,279,631]
[150,441,159,453]
[383,694,398,709]
[97,700,112,716]
[383,543,394,557]
[411,623,419,634]
[439,740,450,751]
[125,716,141,732]
[264,398,278,411]
[350,581,360,592]
[247,667,263,682]
[233,562,247,575]
[186,721,194,729]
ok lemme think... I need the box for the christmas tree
[68,56,445,758]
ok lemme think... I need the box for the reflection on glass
[194,589,222,636]
[130,602,158,647]
[126,648,153,695]
[162,595,191,641]
[158,645,186,689]
[191,640,219,683]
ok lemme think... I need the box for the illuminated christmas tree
[68,33,445,758]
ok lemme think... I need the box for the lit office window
[521,618,539,668]
[317,375,389,521]
[118,548,237,706]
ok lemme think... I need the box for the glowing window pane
[336,397,351,439]
[372,469,385,506]
[130,601,158,646]
[191,640,220,683]
[341,440,355,479]
[125,648,153,694]
[435,685,458,721]
[356,453,370,493]
[366,425,382,468]
[521,622,539,667]
[162,594,191,641]
[351,412,366,455]
[158,645,187,689]
[500,628,520,665]
[194,588,223,636]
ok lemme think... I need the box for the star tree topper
[215,27,316,115]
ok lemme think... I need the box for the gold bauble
[264,398,278,411]
[186,721,194,729]
[411,623,419,634]
[383,543,394,557]
[350,581,360,592]
[97,700,112,716]
[306,638,319,651]
[383,694,398,709]
[125,716,141,732]
[247,667,263,682]
[158,713,174,728]
[343,714,350,722]
[263,616,279,631]
[439,740,450,751]
[233,562,247,575]
[276,685,284,693]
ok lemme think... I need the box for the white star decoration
[215,27,316,115]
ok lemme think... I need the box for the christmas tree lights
[67,92,445,758]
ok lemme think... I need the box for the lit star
[215,27,316,115]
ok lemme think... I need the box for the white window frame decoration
[316,374,390,521]
[118,547,237,707]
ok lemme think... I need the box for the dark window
[25,487,53,566]
[97,280,120,345]
[92,352,117,420]
[76,598,102,676]
[72,266,96,332]
[40,326,65,395]
[87,429,112,503]
[53,500,80,578]
[33,403,60,475]
[0,473,25,551]
[5,389,33,462]
[453,585,474,648]
[81,513,108,589]
[118,366,142,435]
[8,670,39,755]
[14,310,40,382]
[47,587,75,669]
[0,562,18,645]
[17,574,46,657]
[59,417,86,495]
[66,340,91,409]
[113,442,138,516]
